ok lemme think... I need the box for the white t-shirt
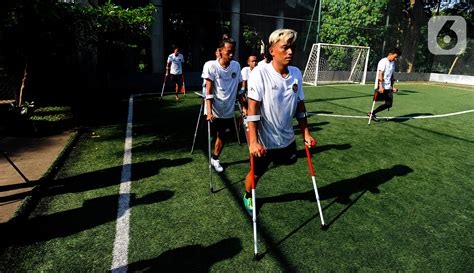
[201,60,213,97]
[247,62,304,150]
[258,60,270,67]
[241,66,252,81]
[167,53,184,75]
[201,60,242,119]
[374,57,396,90]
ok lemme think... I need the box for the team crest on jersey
[232,72,237,79]
[292,83,298,92]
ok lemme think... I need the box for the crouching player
[243,29,316,214]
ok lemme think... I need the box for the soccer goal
[303,43,370,86]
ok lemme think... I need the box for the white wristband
[246,115,260,122]
[205,94,214,100]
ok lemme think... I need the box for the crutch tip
[210,187,214,193]
[321,224,329,230]
[254,253,260,261]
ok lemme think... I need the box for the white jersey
[258,60,270,67]
[167,53,184,75]
[241,66,252,81]
[202,60,242,119]
[375,57,396,90]
[201,60,213,97]
[247,62,304,150]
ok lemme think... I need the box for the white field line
[310,109,474,120]
[304,82,474,91]
[111,95,134,273]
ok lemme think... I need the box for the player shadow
[293,121,330,134]
[397,89,418,94]
[0,190,174,247]
[297,143,352,158]
[257,164,414,221]
[307,110,334,116]
[388,113,433,123]
[304,94,372,104]
[122,237,242,272]
[257,165,414,259]
[0,158,192,203]
[214,170,297,269]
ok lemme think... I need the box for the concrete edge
[8,129,83,223]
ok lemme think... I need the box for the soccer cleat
[368,112,378,122]
[211,158,224,172]
[243,194,253,216]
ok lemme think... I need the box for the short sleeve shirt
[375,57,396,90]
[258,60,270,67]
[167,53,184,75]
[201,60,242,119]
[241,66,251,81]
[247,62,304,150]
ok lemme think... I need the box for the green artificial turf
[1,83,472,271]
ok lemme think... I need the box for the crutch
[236,101,249,144]
[246,126,266,259]
[368,90,378,125]
[232,113,241,145]
[304,140,327,229]
[190,98,204,154]
[159,75,167,100]
[208,120,213,193]
[249,151,258,259]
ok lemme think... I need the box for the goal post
[303,43,370,86]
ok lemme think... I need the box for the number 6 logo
[428,16,466,55]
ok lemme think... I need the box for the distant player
[242,29,315,215]
[239,55,258,114]
[165,46,184,101]
[202,38,245,172]
[368,48,402,121]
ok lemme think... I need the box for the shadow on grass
[294,121,330,134]
[0,158,192,202]
[258,164,413,258]
[304,94,372,104]
[307,110,334,116]
[215,171,296,269]
[397,89,419,94]
[259,164,413,208]
[123,237,242,272]
[0,190,174,247]
[388,113,433,123]
[296,143,352,158]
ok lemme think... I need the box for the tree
[318,0,389,69]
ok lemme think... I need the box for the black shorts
[170,74,183,86]
[210,118,234,139]
[254,141,297,177]
[375,89,393,102]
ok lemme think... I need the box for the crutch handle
[305,139,317,148]
[304,145,315,176]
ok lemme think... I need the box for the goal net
[303,43,370,86]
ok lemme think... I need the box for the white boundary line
[311,109,474,120]
[111,95,134,273]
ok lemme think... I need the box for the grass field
[1,82,473,271]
